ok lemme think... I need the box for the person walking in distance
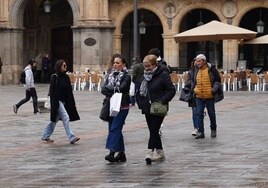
[41,59,80,144]
[13,60,39,115]
[34,53,42,83]
[136,54,176,164]
[192,54,222,139]
[131,56,144,106]
[101,54,131,163]
[41,53,51,83]
[148,48,171,74]
[184,58,203,137]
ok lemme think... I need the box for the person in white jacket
[13,60,39,114]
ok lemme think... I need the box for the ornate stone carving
[163,1,178,30]
[164,1,177,19]
[221,1,237,18]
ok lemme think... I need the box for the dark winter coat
[101,72,131,106]
[136,65,176,114]
[132,62,144,84]
[49,72,80,122]
[184,69,196,107]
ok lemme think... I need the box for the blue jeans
[192,106,199,129]
[106,109,129,152]
[196,98,217,133]
[42,101,75,141]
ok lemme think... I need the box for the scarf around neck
[139,66,158,97]
[107,67,128,88]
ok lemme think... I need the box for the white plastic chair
[89,73,101,91]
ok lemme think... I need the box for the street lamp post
[133,0,138,59]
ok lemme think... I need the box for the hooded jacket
[24,65,35,89]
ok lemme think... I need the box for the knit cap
[195,54,206,61]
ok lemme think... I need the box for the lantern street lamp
[139,20,146,34]
[256,9,265,34]
[44,0,51,13]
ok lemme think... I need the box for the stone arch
[113,4,167,36]
[9,0,80,28]
[234,3,268,26]
[172,4,224,33]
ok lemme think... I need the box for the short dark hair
[28,60,34,66]
[148,48,161,57]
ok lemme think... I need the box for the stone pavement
[0,84,268,188]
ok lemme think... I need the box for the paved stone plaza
[0,84,268,188]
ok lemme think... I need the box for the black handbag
[214,85,224,103]
[179,88,193,102]
[99,97,110,122]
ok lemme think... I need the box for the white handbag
[44,96,50,110]
[129,81,135,96]
[109,92,122,117]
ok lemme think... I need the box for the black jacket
[49,73,80,122]
[101,72,131,106]
[136,65,176,114]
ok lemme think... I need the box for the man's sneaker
[41,138,54,143]
[13,104,18,114]
[195,132,205,139]
[70,137,80,144]
[211,130,217,138]
[191,129,198,136]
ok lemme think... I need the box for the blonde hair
[143,54,157,66]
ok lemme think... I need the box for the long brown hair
[54,59,65,73]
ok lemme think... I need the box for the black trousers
[145,114,165,150]
[16,88,38,113]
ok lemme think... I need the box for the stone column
[72,25,114,73]
[222,40,239,71]
[113,34,123,54]
[0,28,24,85]
[162,34,179,68]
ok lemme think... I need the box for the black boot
[115,152,127,162]
[105,151,116,162]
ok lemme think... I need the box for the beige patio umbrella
[174,20,257,43]
[244,34,268,44]
[174,20,257,68]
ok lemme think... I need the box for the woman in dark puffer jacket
[136,54,176,164]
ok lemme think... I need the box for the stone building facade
[0,0,267,84]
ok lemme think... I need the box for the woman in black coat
[101,54,131,163]
[41,59,80,144]
[136,54,176,164]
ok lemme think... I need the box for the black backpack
[19,71,26,84]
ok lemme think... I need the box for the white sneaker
[145,149,153,165]
[192,129,198,136]
[154,149,165,161]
